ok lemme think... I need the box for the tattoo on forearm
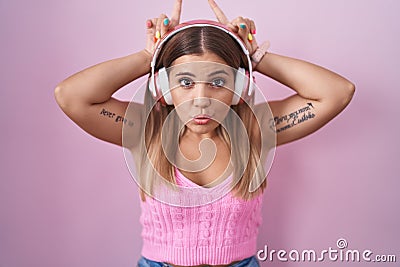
[270,103,316,133]
[100,108,134,127]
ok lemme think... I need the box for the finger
[226,22,239,33]
[160,15,171,37]
[145,19,154,39]
[147,18,158,43]
[170,0,182,26]
[243,19,254,44]
[208,0,229,24]
[232,17,249,42]
[245,19,258,48]
[146,18,157,38]
[155,14,168,42]
[248,19,257,35]
[145,18,157,53]
[146,19,153,29]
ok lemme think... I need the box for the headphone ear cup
[158,67,172,105]
[150,67,171,105]
[148,74,157,98]
[233,67,247,105]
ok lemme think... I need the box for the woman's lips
[193,115,211,125]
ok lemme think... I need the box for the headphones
[148,20,254,105]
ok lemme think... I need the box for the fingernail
[239,23,246,29]
[163,18,169,26]
[155,31,161,39]
[251,29,256,35]
[248,33,253,42]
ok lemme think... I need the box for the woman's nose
[193,83,211,107]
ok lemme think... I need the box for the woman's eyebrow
[208,70,229,77]
[174,70,230,77]
[175,72,196,77]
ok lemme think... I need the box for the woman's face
[168,52,235,138]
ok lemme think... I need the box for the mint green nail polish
[239,23,246,29]
[163,18,169,26]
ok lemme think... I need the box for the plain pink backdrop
[1,0,399,266]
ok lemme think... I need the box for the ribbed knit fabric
[139,168,264,265]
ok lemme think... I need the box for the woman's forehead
[171,53,228,66]
[168,61,235,78]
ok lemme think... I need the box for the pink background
[1,0,399,266]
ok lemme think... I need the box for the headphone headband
[151,20,251,66]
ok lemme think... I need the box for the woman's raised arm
[54,0,183,148]
[208,0,355,146]
[255,53,355,146]
[54,50,151,148]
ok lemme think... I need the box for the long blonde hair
[138,26,266,201]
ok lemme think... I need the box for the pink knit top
[139,168,264,265]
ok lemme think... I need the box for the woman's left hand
[145,0,183,55]
[208,0,258,55]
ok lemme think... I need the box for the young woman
[54,0,355,266]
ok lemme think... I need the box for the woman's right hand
[145,0,183,55]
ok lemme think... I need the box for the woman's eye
[210,78,225,88]
[179,78,194,88]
